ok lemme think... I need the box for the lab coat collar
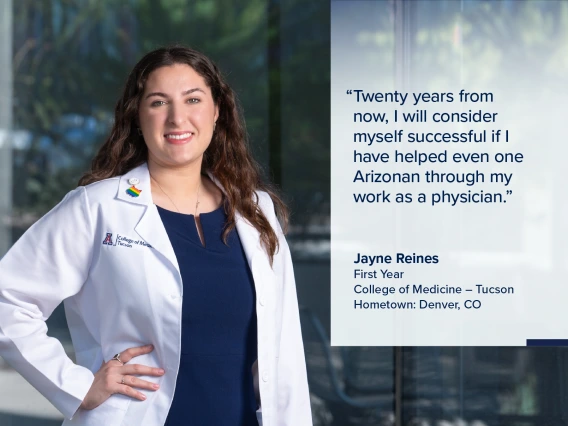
[116,163,180,275]
[114,163,263,275]
[205,173,263,267]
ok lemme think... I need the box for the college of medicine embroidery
[126,185,141,197]
[101,232,152,249]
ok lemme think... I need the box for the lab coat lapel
[235,212,269,304]
[235,212,262,271]
[116,163,180,275]
[135,204,180,274]
[207,173,272,297]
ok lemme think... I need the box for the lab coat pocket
[63,396,131,426]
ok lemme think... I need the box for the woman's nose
[167,103,187,126]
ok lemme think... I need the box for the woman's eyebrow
[144,88,205,99]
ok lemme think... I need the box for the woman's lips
[164,132,193,144]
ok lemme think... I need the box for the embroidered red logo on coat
[102,233,114,245]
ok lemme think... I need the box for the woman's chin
[150,154,203,170]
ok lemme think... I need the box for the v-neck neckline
[156,204,226,251]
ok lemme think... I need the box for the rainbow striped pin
[126,185,142,197]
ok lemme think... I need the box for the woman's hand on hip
[80,344,165,410]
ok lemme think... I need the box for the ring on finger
[112,353,124,365]
[121,375,126,385]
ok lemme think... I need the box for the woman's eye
[187,98,200,104]
[151,100,166,107]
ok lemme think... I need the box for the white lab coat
[0,163,312,426]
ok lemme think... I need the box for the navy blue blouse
[157,204,258,426]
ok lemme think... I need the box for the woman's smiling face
[138,63,218,169]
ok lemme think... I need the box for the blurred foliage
[11,0,331,238]
[8,0,268,205]
[13,0,267,216]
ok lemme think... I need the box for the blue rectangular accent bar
[527,339,568,347]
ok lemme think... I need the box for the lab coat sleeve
[0,186,95,420]
[273,212,313,425]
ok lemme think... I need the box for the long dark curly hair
[79,45,288,263]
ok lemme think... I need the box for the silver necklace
[151,174,201,216]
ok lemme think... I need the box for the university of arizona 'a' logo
[102,233,114,245]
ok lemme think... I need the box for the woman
[0,45,312,426]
